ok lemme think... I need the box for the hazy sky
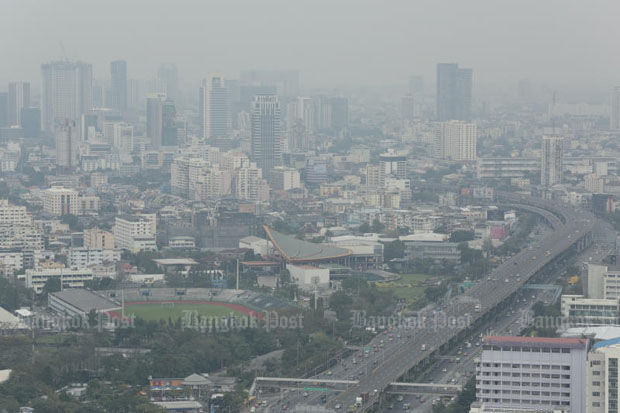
[2,0,620,94]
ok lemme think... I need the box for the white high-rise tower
[541,135,564,187]
[200,74,228,139]
[41,61,92,133]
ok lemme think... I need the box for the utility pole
[236,259,240,290]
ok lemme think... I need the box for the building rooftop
[484,336,587,349]
[50,289,121,313]
[153,258,198,266]
[264,225,352,263]
[0,307,28,330]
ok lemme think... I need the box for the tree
[358,222,371,233]
[450,230,475,243]
[424,285,447,302]
[371,219,385,233]
[384,240,405,262]
[43,277,61,294]
[61,214,82,231]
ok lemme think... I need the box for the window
[593,402,601,407]
[593,392,601,397]
[562,348,570,353]
[593,371,601,376]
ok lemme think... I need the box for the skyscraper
[251,95,281,176]
[110,60,127,114]
[21,107,41,138]
[541,135,564,187]
[0,93,8,127]
[41,61,92,133]
[146,94,164,149]
[161,99,177,147]
[200,74,229,139]
[8,82,30,126]
[56,120,78,170]
[158,63,179,103]
[436,63,472,121]
[611,86,620,131]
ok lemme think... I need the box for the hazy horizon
[2,0,620,98]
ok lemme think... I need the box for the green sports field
[122,302,252,322]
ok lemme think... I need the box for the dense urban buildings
[1,4,620,412]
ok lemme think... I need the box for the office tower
[611,86,620,131]
[541,135,564,187]
[146,94,165,149]
[408,75,424,95]
[21,107,41,138]
[401,94,415,124]
[436,63,472,121]
[110,60,127,114]
[251,95,281,176]
[0,92,8,127]
[240,70,299,96]
[55,120,78,169]
[473,336,587,412]
[161,100,177,147]
[200,74,229,139]
[41,61,92,133]
[7,82,30,126]
[315,96,348,132]
[434,120,477,161]
[158,63,179,103]
[330,97,349,132]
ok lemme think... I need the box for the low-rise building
[287,264,330,290]
[400,233,461,262]
[475,336,587,412]
[561,294,620,326]
[25,267,94,294]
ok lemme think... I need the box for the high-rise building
[55,120,78,169]
[611,86,620,131]
[200,74,229,139]
[161,99,177,147]
[251,95,281,176]
[473,336,587,412]
[41,61,92,133]
[541,135,564,187]
[0,92,7,127]
[400,94,416,124]
[158,63,179,103]
[146,93,177,149]
[20,107,40,138]
[7,82,30,126]
[110,60,127,114]
[434,120,477,161]
[436,63,472,121]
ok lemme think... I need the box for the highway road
[258,193,600,412]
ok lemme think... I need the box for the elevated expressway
[325,193,597,411]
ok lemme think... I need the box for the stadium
[49,287,296,323]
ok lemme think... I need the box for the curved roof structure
[263,225,352,263]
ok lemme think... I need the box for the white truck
[474,304,481,312]
[355,396,363,406]
[421,344,427,351]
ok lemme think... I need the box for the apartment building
[83,228,115,249]
[561,295,620,326]
[113,215,157,252]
